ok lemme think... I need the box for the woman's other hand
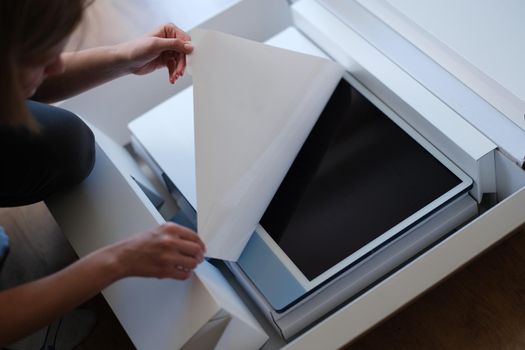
[117,23,193,84]
[109,222,206,280]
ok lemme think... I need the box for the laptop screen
[260,79,463,281]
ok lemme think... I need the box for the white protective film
[189,28,343,260]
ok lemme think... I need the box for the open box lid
[354,0,525,131]
[188,29,343,261]
[317,0,525,165]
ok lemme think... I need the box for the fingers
[159,50,178,84]
[159,222,206,272]
[174,239,203,258]
[150,38,192,83]
[134,23,192,82]
[155,23,192,77]
[175,54,185,78]
[160,222,205,280]
[115,221,207,281]
[168,53,184,83]
[152,37,193,55]
[165,267,192,280]
[162,223,206,252]
[158,22,190,42]
[168,253,199,270]
[182,54,186,76]
[152,223,205,280]
[167,56,177,84]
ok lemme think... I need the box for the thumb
[152,37,193,54]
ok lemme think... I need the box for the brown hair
[0,0,92,130]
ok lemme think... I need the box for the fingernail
[184,43,193,51]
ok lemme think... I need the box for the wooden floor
[2,203,525,349]
[350,226,525,350]
[0,204,134,349]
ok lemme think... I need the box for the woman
[0,0,206,345]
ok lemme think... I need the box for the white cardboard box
[48,1,525,349]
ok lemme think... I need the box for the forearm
[32,24,193,103]
[0,245,123,346]
[0,221,204,346]
[33,47,128,103]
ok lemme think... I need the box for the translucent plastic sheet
[188,29,343,260]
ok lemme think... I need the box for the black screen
[260,80,462,280]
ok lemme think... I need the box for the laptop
[233,78,472,311]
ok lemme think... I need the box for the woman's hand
[0,222,205,346]
[33,23,193,102]
[109,222,206,280]
[117,23,193,84]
